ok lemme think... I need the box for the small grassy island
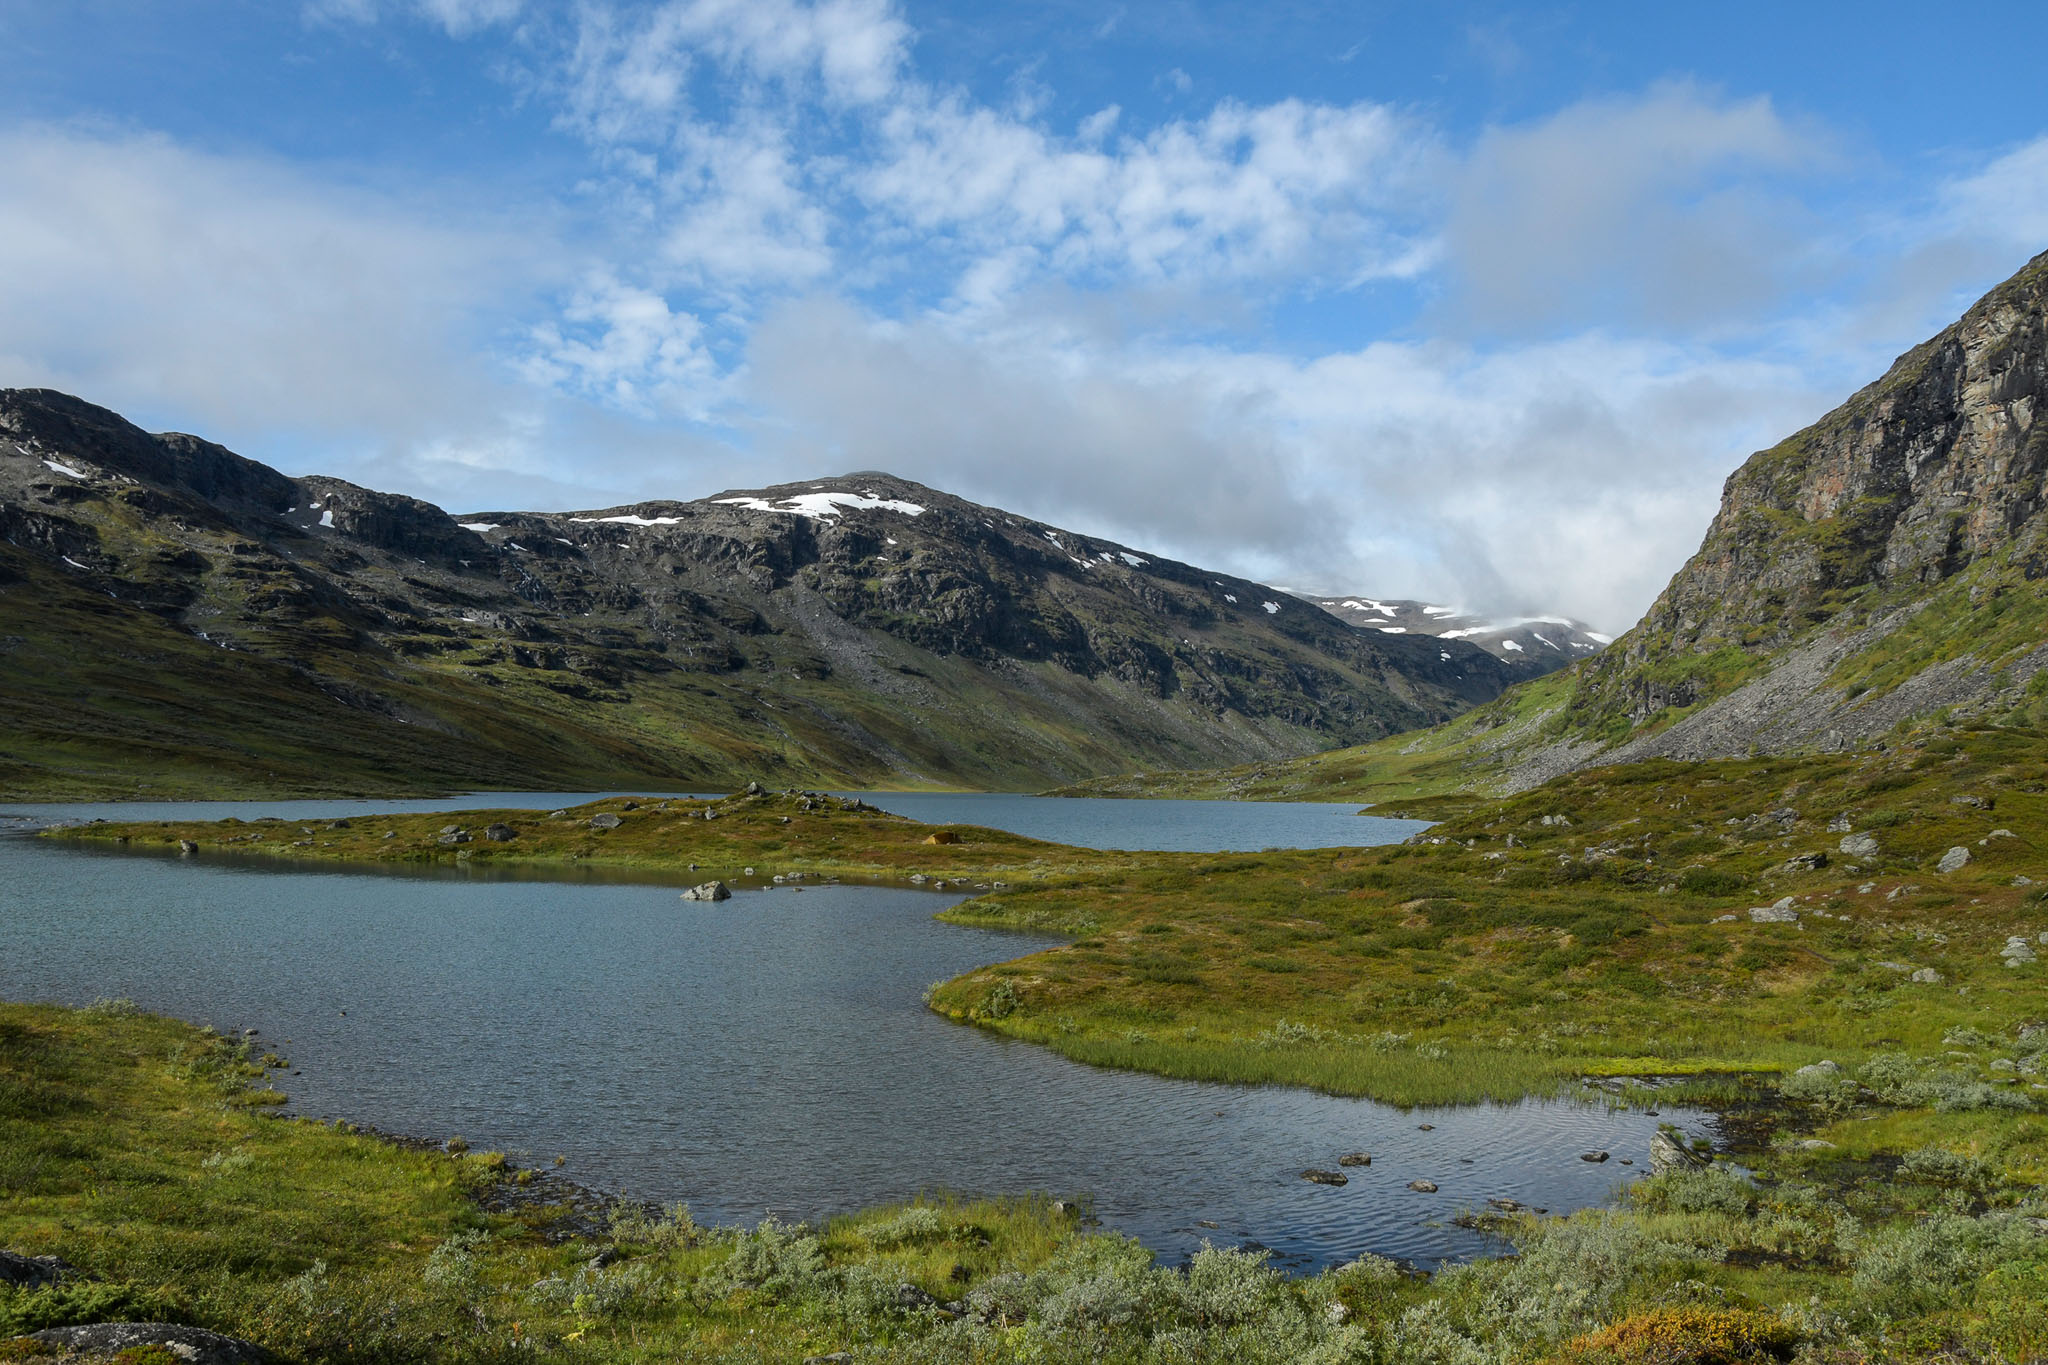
[17,719,2048,1361]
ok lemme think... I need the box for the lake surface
[849,792,1432,851]
[0,795,1715,1272]
[2,790,1429,854]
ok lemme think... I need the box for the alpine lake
[0,791,1717,1273]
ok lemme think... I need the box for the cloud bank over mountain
[1,1,2045,631]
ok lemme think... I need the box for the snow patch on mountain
[715,492,925,520]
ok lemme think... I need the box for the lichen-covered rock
[679,880,731,902]
[1839,833,1880,859]
[29,1323,272,1365]
[1937,845,1971,874]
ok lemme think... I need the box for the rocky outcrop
[28,1324,272,1365]
[1489,249,2048,786]
[0,1250,75,1287]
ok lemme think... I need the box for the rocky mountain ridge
[1299,594,1611,667]
[0,389,1540,796]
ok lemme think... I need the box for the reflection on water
[0,797,1711,1271]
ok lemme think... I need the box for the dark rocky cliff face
[1506,248,2048,776]
[0,392,1536,796]
[1633,250,2047,662]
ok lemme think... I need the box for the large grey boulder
[29,1324,272,1365]
[588,813,622,830]
[679,880,731,902]
[1839,832,1880,859]
[1937,846,1971,874]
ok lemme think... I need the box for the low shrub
[1555,1306,1798,1364]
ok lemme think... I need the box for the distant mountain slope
[0,391,1537,797]
[1063,248,2048,802]
[1301,594,1610,669]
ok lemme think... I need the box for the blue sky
[1,0,2044,630]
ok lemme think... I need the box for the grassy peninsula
[8,999,2048,1364]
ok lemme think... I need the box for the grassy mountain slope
[0,390,1538,798]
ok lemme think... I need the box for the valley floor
[18,718,2048,1360]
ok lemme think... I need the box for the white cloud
[304,0,525,37]
[0,125,538,438]
[742,294,1836,632]
[1447,81,1836,333]
[857,94,1438,295]
[1938,134,2048,253]
[518,273,722,419]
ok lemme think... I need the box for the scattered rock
[1937,846,1971,874]
[1486,1197,1525,1212]
[1827,814,1853,833]
[0,1250,75,1288]
[1650,1129,1709,1173]
[436,831,471,845]
[484,823,516,842]
[1301,1169,1348,1186]
[1581,1151,1610,1163]
[1337,1151,1372,1167]
[1910,967,1946,984]
[924,830,961,845]
[1407,1179,1438,1193]
[1748,898,1800,923]
[440,824,462,835]
[1796,1139,1836,1151]
[743,782,764,795]
[1538,814,1571,827]
[1792,1060,1841,1078]
[381,830,397,840]
[1950,794,1989,809]
[2003,937,2037,968]
[679,881,732,902]
[1783,851,1828,872]
[1839,833,1880,859]
[1416,1123,1434,1131]
[444,1136,469,1154]
[30,1324,272,1365]
[893,1282,941,1311]
[909,873,929,885]
[588,813,622,830]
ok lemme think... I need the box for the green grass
[47,789,1158,887]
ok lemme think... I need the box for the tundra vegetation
[24,713,2048,1361]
